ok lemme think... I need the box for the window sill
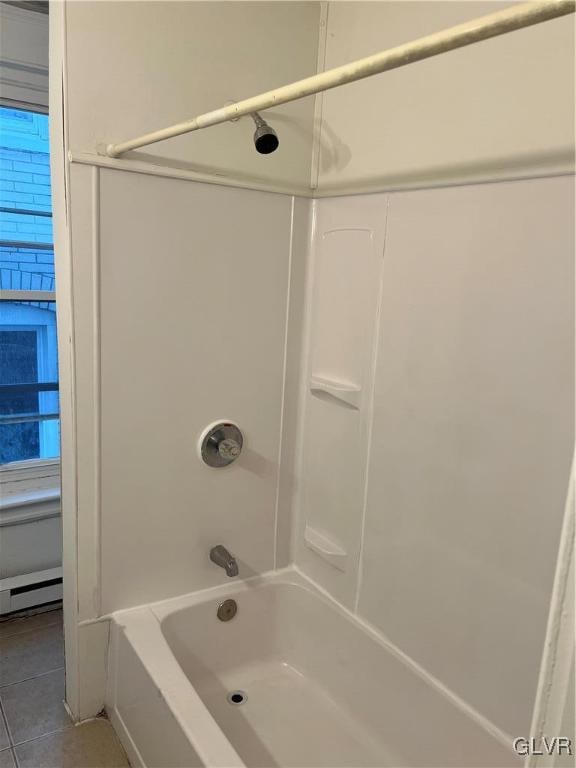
[0,493,61,528]
[1,486,60,509]
[0,457,60,480]
[0,459,61,524]
[0,489,60,526]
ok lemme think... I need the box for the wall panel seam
[91,165,102,617]
[273,196,296,569]
[354,195,389,614]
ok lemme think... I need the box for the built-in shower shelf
[309,375,361,409]
[304,524,348,571]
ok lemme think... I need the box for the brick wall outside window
[0,107,55,294]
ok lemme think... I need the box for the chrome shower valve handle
[217,438,241,461]
[199,421,243,467]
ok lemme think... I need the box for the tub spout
[210,545,239,577]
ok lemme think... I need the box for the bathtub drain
[227,690,247,705]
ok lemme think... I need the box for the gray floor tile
[15,719,129,768]
[0,749,15,768]
[0,609,62,641]
[0,624,64,687]
[0,669,71,745]
[0,710,9,750]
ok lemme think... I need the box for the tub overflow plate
[217,598,238,622]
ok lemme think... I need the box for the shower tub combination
[105,569,517,768]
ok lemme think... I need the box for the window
[0,105,59,466]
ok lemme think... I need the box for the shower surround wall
[50,0,318,718]
[58,158,311,715]
[295,177,574,743]
[97,171,303,612]
[293,2,575,746]
[50,0,574,747]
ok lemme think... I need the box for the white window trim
[0,3,48,113]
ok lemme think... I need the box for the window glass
[0,302,59,463]
[1,328,39,461]
[0,107,58,464]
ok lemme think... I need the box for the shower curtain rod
[102,0,575,159]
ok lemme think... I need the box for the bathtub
[106,568,517,768]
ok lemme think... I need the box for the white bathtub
[106,568,518,768]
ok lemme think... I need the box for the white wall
[64,1,319,189]
[316,1,575,192]
[295,175,574,743]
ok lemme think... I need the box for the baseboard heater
[0,567,63,615]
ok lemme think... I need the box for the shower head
[251,112,279,155]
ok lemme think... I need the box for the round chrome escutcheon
[200,422,243,468]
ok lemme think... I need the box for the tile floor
[0,607,129,768]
